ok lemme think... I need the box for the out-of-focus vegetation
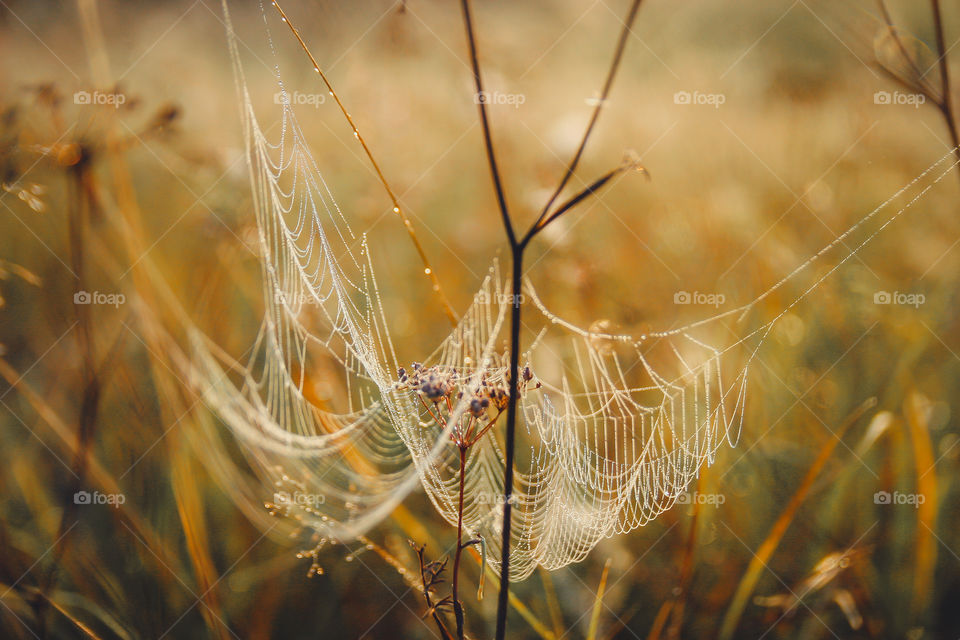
[1,0,959,638]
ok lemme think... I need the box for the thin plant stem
[459,0,516,246]
[270,0,458,325]
[530,0,645,234]
[452,446,468,640]
[454,1,645,638]
[533,158,646,237]
[875,0,960,182]
[930,0,960,171]
[496,246,524,638]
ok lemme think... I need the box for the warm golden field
[2,1,960,638]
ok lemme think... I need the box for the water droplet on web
[588,319,617,355]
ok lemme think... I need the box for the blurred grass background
[1,0,960,638]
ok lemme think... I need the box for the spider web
[186,0,960,582]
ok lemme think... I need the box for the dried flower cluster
[396,361,539,449]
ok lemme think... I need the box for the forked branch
[875,0,960,177]
[456,2,645,639]
[929,0,959,165]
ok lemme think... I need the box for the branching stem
[456,1,645,638]
[929,0,960,172]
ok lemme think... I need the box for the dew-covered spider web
[183,0,960,582]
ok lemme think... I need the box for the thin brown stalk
[534,159,646,236]
[717,397,876,640]
[540,568,565,639]
[452,446,468,639]
[531,0,644,233]
[929,0,960,170]
[411,542,454,640]
[665,471,707,639]
[37,159,103,639]
[904,393,937,620]
[875,0,960,179]
[586,559,612,640]
[270,1,457,325]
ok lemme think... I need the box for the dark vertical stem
[37,165,102,639]
[452,445,468,640]
[495,247,523,640]
[930,0,960,177]
[459,0,515,245]
[456,1,643,636]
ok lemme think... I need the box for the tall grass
[0,1,958,638]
